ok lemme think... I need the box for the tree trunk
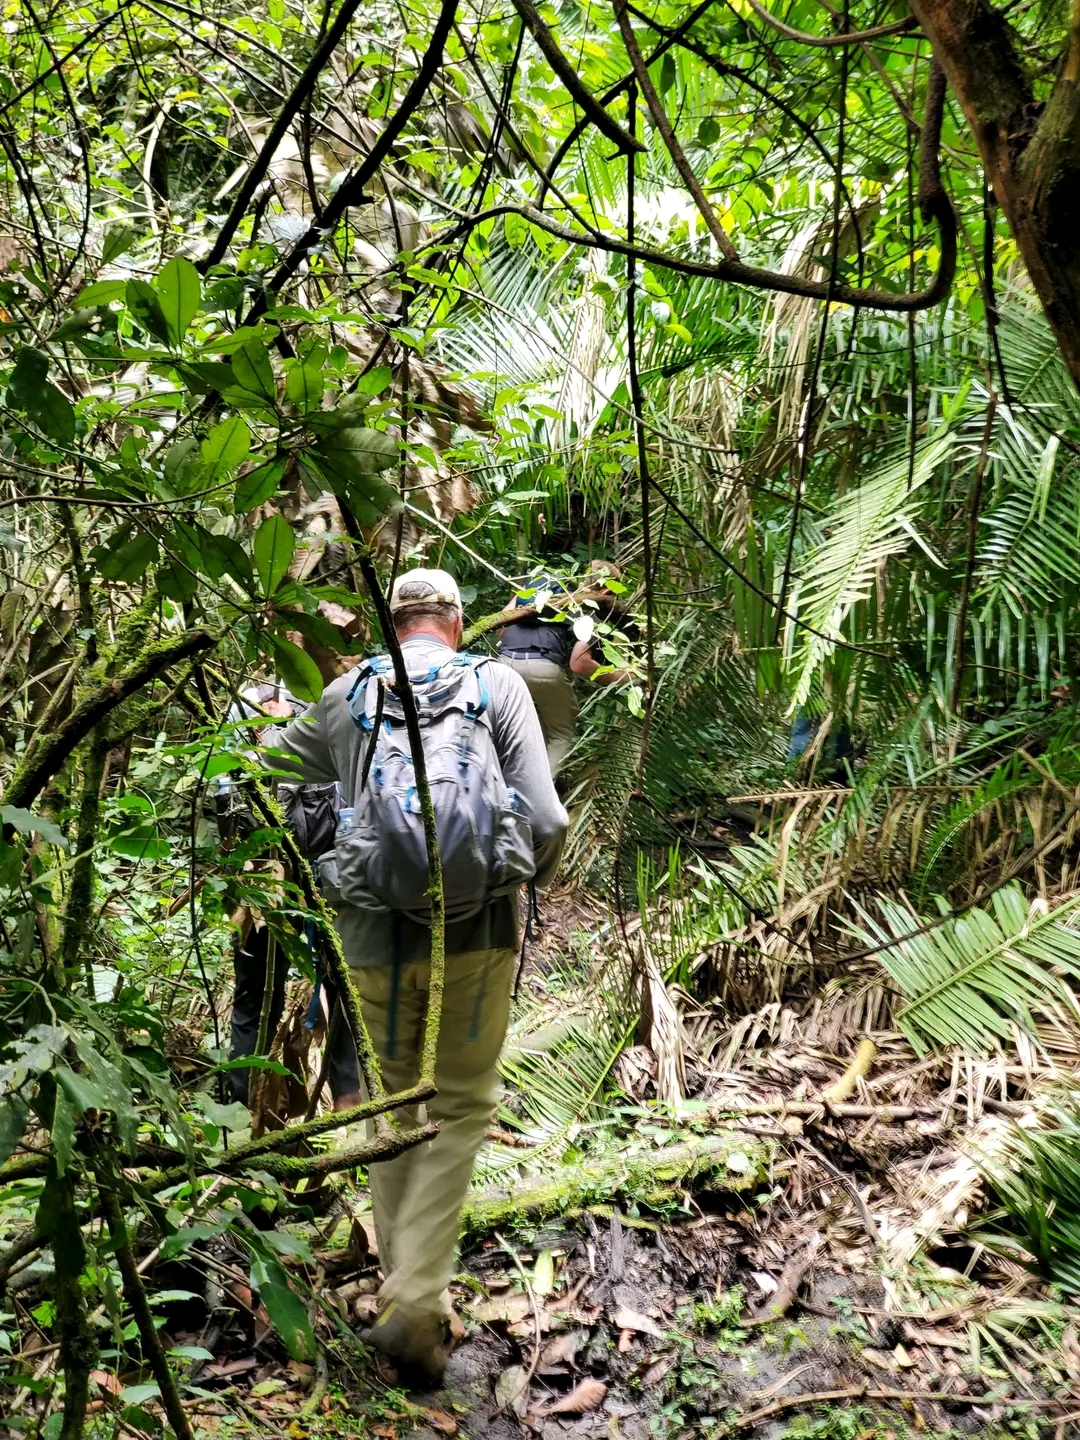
[910,0,1080,390]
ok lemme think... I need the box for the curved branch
[511,0,645,156]
[202,0,368,270]
[256,0,459,310]
[614,0,739,261]
[461,194,955,311]
[742,0,919,46]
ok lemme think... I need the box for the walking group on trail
[220,563,629,1387]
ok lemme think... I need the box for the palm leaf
[847,883,1080,1055]
[788,432,954,706]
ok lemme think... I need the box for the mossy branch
[8,627,217,812]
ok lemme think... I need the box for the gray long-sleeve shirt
[272,633,569,967]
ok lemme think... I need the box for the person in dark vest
[220,682,361,1111]
[496,562,630,779]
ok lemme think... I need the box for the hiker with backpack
[273,567,568,1387]
[497,561,632,779]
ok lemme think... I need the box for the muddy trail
[4,891,1079,1440]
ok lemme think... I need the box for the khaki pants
[354,948,517,1319]
[502,656,578,778]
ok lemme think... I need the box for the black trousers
[229,923,360,1105]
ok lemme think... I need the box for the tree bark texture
[910,0,1080,390]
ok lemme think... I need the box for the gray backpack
[334,652,536,923]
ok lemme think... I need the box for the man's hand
[260,698,294,719]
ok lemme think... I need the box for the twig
[496,1232,544,1407]
[300,1347,329,1418]
[794,1136,881,1246]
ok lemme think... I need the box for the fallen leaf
[893,1344,917,1369]
[611,1306,663,1338]
[449,1309,467,1343]
[420,1407,458,1435]
[539,1330,586,1373]
[641,1357,673,1386]
[533,1249,555,1297]
[618,1329,634,1353]
[251,1379,288,1397]
[751,1271,778,1297]
[473,1292,533,1325]
[90,1370,123,1397]
[494,1365,530,1416]
[287,1423,308,1440]
[536,1378,608,1416]
[861,1347,898,1372]
[286,1361,314,1382]
[205,1357,259,1378]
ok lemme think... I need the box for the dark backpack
[333,652,536,923]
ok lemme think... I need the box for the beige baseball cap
[388,567,462,614]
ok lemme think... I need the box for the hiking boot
[363,1300,449,1390]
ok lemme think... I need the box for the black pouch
[277,781,342,859]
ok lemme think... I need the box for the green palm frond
[788,432,954,706]
[847,883,1080,1055]
[977,1099,1080,1295]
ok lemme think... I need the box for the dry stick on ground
[497,1233,544,1410]
[747,1232,822,1324]
[731,1385,980,1432]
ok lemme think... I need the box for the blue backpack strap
[347,655,392,730]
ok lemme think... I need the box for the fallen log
[461,1132,769,1239]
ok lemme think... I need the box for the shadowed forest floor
[5,894,1070,1440]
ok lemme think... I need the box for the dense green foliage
[4,0,1080,1427]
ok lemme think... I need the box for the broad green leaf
[260,1230,315,1262]
[108,821,172,861]
[235,457,285,512]
[354,365,393,395]
[51,1090,74,1176]
[174,360,235,395]
[310,422,397,478]
[55,1065,109,1115]
[195,1096,252,1130]
[211,532,255,590]
[170,1346,215,1362]
[161,1220,229,1260]
[0,806,67,847]
[74,280,127,307]
[125,278,172,346]
[253,513,294,595]
[98,530,159,584]
[275,609,359,651]
[249,1252,316,1362]
[102,224,138,263]
[156,256,201,343]
[119,1384,161,1406]
[0,1094,29,1166]
[228,338,277,406]
[269,635,323,703]
[697,117,721,146]
[201,416,251,484]
[285,363,324,412]
[8,348,75,445]
[156,556,198,604]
